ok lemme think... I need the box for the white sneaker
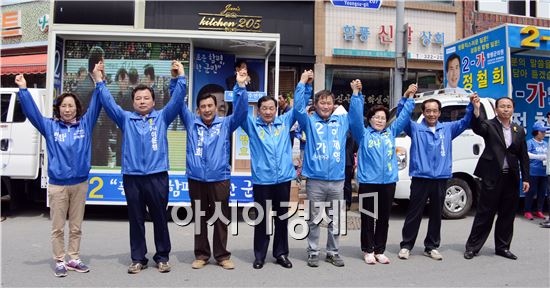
[374,253,390,264]
[364,253,376,265]
[398,248,410,260]
[424,249,443,260]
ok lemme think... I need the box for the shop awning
[0,54,47,75]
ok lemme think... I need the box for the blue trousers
[123,172,171,264]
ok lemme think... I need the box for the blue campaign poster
[85,173,254,205]
[192,49,235,111]
[511,54,550,135]
[508,25,550,52]
[443,26,508,99]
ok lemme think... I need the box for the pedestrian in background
[524,122,548,220]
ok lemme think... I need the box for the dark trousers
[359,183,396,254]
[465,171,519,252]
[344,165,354,208]
[188,179,231,262]
[400,177,447,251]
[525,175,548,212]
[123,172,171,264]
[253,181,291,261]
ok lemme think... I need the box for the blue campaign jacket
[241,83,307,185]
[350,93,414,184]
[527,138,548,177]
[295,84,350,181]
[18,88,102,185]
[398,98,474,179]
[97,77,185,175]
[178,82,248,182]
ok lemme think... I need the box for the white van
[0,88,48,208]
[388,91,496,219]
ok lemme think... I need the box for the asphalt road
[1,203,549,287]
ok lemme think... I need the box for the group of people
[15,59,539,277]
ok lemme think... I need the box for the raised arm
[449,93,477,139]
[81,63,104,128]
[390,83,417,137]
[228,68,249,132]
[162,61,186,124]
[294,70,314,128]
[349,79,365,144]
[15,74,49,135]
[95,63,126,128]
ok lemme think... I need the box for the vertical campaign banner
[54,37,64,98]
[511,54,550,135]
[192,49,235,112]
[444,26,508,98]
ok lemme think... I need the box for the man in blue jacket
[96,61,185,274]
[241,70,311,269]
[295,71,349,268]
[397,94,475,261]
[178,68,248,270]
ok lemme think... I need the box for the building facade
[315,0,463,109]
[1,0,50,88]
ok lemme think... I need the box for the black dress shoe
[495,249,517,260]
[463,250,475,260]
[252,259,264,269]
[464,250,475,260]
[275,255,293,268]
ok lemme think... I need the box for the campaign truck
[0,26,281,210]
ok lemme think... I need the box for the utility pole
[392,0,405,108]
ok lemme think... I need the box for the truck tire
[442,178,472,219]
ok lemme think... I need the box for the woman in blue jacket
[349,80,416,265]
[241,70,312,269]
[15,72,102,277]
[524,122,549,220]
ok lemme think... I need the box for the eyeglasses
[371,116,386,121]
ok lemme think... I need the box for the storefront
[144,0,315,98]
[318,2,461,109]
[1,0,50,88]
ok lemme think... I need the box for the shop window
[328,68,391,110]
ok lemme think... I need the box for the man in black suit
[464,96,530,260]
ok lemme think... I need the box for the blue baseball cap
[532,122,549,132]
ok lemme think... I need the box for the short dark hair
[314,90,335,105]
[495,97,514,108]
[197,93,217,107]
[143,64,155,81]
[445,53,460,72]
[87,46,104,73]
[131,84,155,101]
[258,95,276,109]
[421,98,441,112]
[366,105,389,124]
[546,111,550,118]
[196,84,224,107]
[115,68,128,82]
[128,68,139,85]
[235,59,247,70]
[54,93,83,121]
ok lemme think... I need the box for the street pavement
[1,203,549,287]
